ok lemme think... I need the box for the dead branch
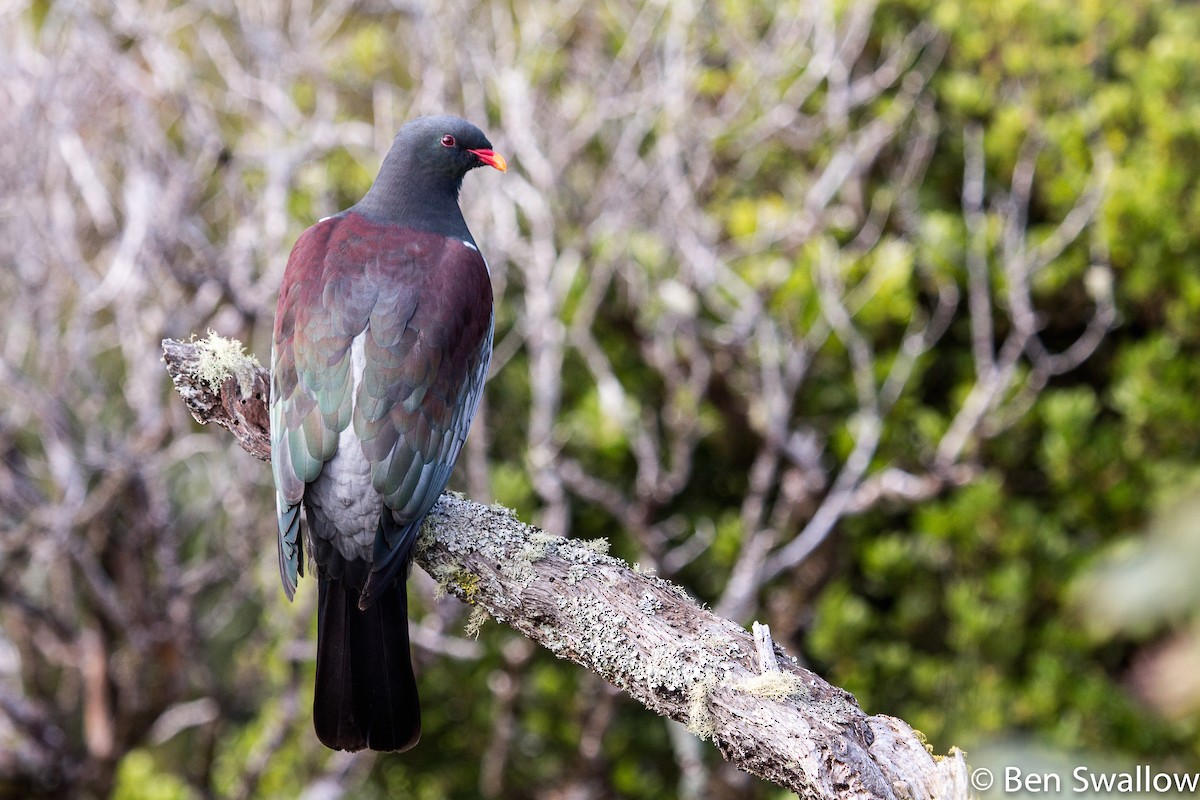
[162,335,969,799]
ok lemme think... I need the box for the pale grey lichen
[554,593,631,677]
[488,501,521,519]
[580,538,610,556]
[191,330,261,398]
[699,631,744,659]
[519,539,550,564]
[499,556,534,584]
[539,624,567,654]
[416,515,440,552]
[644,645,689,693]
[557,537,618,567]
[464,606,490,638]
[528,531,560,548]
[429,564,481,603]
[637,592,663,615]
[686,675,719,741]
[731,671,809,701]
[639,638,736,697]
[634,571,696,603]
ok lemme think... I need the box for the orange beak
[469,148,508,173]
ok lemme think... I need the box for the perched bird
[269,115,506,752]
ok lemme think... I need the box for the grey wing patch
[275,493,304,600]
[270,344,305,600]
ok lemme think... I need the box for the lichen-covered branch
[162,334,271,461]
[162,335,970,799]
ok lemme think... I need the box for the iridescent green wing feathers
[271,214,493,603]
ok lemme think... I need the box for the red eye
[440,134,456,148]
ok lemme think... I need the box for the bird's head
[355,115,506,229]
[394,115,508,181]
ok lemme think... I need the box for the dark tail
[313,575,421,752]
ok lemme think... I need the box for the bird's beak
[469,148,508,173]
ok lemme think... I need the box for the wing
[271,214,382,599]
[270,213,493,603]
[355,231,494,607]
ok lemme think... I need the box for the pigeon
[270,115,506,751]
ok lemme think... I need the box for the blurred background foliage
[1,0,1199,797]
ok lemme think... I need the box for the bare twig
[752,622,782,673]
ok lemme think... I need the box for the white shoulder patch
[463,240,479,252]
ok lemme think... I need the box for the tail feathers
[314,576,421,752]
